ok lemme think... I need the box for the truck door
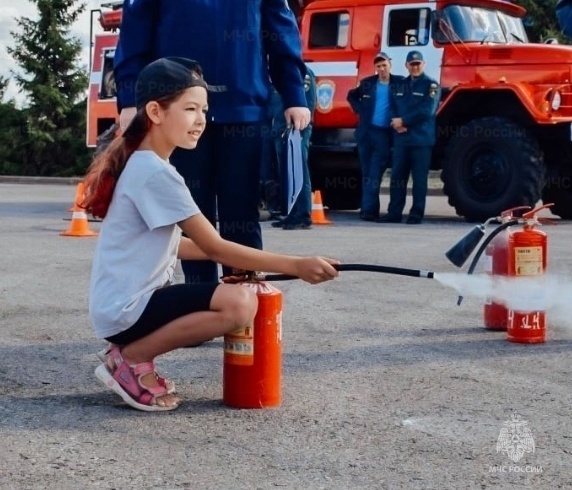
[302,7,358,128]
[380,4,443,81]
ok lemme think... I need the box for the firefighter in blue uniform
[381,50,440,225]
[347,52,404,221]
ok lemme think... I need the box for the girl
[82,57,339,412]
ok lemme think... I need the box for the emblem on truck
[316,80,335,113]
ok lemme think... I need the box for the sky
[0,0,101,105]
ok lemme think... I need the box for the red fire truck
[87,0,572,221]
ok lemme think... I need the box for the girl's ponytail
[82,113,149,218]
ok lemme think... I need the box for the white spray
[433,272,572,329]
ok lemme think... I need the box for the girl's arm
[177,236,209,260]
[178,214,339,284]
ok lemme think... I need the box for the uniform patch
[316,80,336,113]
[429,83,439,98]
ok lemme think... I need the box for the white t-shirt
[89,150,200,339]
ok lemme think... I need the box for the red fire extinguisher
[223,279,283,408]
[506,204,552,344]
[483,206,530,330]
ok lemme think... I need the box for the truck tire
[542,163,572,219]
[441,117,543,222]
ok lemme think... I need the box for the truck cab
[299,0,572,220]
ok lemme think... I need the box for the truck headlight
[551,90,562,111]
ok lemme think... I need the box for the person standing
[347,52,403,222]
[113,0,311,283]
[271,66,317,230]
[381,50,440,225]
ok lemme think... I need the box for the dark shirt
[390,73,440,146]
[114,0,307,122]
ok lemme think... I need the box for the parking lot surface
[1,182,571,489]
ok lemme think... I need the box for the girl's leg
[111,284,258,408]
[121,284,258,362]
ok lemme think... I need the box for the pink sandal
[97,345,176,394]
[95,346,180,412]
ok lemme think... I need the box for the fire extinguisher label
[224,326,254,365]
[514,247,543,276]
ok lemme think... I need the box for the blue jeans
[171,122,264,283]
[357,126,392,217]
[387,145,433,220]
[274,127,312,224]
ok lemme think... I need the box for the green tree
[517,0,566,43]
[0,76,9,101]
[7,0,91,176]
[0,100,27,175]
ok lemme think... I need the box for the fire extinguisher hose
[261,263,435,281]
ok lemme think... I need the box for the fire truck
[87,0,572,221]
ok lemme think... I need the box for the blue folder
[280,128,303,216]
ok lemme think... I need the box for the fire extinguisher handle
[262,263,435,281]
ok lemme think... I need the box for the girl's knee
[231,287,258,327]
[213,285,258,329]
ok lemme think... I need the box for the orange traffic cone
[311,190,332,225]
[68,182,85,212]
[60,187,98,237]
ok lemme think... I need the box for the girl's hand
[295,257,340,284]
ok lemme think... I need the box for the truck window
[100,49,116,99]
[388,8,431,47]
[438,6,528,44]
[309,12,350,48]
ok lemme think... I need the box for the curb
[0,176,83,185]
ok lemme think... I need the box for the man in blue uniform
[347,52,403,222]
[380,50,439,225]
[114,0,311,283]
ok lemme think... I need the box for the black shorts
[105,283,219,345]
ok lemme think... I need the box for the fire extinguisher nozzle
[445,225,486,267]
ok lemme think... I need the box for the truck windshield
[440,5,528,44]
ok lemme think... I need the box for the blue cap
[134,57,209,110]
[406,50,424,63]
[374,52,391,63]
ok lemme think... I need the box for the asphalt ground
[1,181,571,490]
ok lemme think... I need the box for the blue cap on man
[374,51,391,63]
[406,50,424,63]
